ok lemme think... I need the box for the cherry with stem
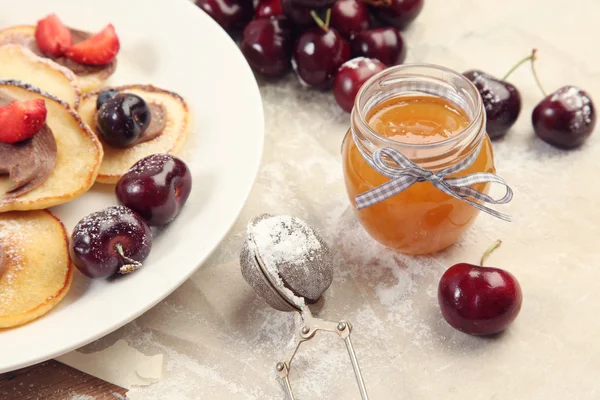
[438,240,523,336]
[292,7,350,89]
[529,50,596,149]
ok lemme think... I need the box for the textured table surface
[3,0,600,398]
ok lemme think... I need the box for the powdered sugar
[248,215,326,307]
[341,57,375,71]
[0,218,28,308]
[251,215,322,271]
[549,86,594,132]
[72,205,151,249]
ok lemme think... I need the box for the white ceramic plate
[0,0,264,373]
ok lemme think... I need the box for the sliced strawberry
[35,14,73,57]
[65,24,120,65]
[0,100,48,144]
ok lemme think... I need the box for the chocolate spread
[0,92,57,199]
[140,103,167,144]
[0,28,116,77]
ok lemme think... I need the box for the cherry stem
[310,9,331,33]
[480,240,502,266]
[114,243,142,274]
[529,49,548,97]
[501,49,547,97]
[501,49,537,81]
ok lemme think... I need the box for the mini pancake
[78,84,190,184]
[0,44,81,108]
[0,80,103,212]
[0,25,116,93]
[0,210,73,328]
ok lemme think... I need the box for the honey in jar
[343,64,496,255]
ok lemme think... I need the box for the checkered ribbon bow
[355,143,514,222]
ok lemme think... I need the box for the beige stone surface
[75,0,600,398]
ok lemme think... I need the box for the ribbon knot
[354,135,514,222]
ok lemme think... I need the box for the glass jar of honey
[342,64,501,255]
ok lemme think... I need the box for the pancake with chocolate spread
[0,25,116,92]
[77,84,190,184]
[0,80,102,212]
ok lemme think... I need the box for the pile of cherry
[194,0,596,149]
[194,0,421,112]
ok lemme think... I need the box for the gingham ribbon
[353,132,513,222]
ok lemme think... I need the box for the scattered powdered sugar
[550,86,594,132]
[472,73,504,110]
[72,205,150,249]
[0,218,29,308]
[127,153,175,178]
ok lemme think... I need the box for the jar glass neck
[350,64,486,170]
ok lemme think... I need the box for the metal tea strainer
[240,214,369,400]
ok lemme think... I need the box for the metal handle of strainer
[275,307,370,400]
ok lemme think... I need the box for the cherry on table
[463,70,521,139]
[532,86,596,149]
[70,206,153,279]
[330,0,370,39]
[116,154,192,226]
[195,0,253,33]
[292,10,350,89]
[241,17,294,78]
[255,0,283,18]
[351,27,406,66]
[333,57,386,112]
[370,0,424,30]
[438,240,523,336]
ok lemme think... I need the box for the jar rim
[351,63,485,151]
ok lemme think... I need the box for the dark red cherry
[281,0,313,25]
[292,27,350,89]
[330,0,370,39]
[116,154,192,226]
[241,17,294,77]
[532,86,596,149]
[195,0,253,32]
[70,206,152,279]
[333,57,386,112]
[438,242,522,336]
[438,263,522,335]
[370,0,424,30]
[289,0,335,8]
[350,27,406,66]
[464,70,522,139]
[255,0,283,18]
[96,94,151,148]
